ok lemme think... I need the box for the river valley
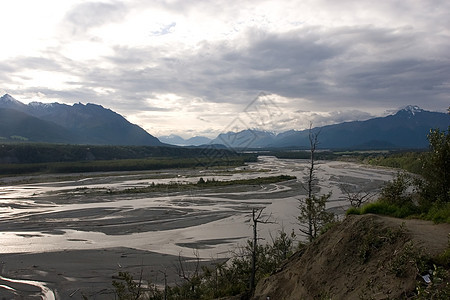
[0,156,397,299]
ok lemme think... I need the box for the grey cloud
[0,61,15,73]
[337,58,450,105]
[7,56,64,72]
[6,18,450,118]
[1,56,65,89]
[75,24,450,113]
[22,88,98,102]
[63,1,128,36]
[73,29,323,105]
[197,117,211,123]
[312,110,374,126]
[149,28,342,102]
[244,29,339,70]
[141,106,172,112]
[0,61,15,83]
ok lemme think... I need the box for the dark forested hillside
[0,108,79,143]
[0,94,163,146]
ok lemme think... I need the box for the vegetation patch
[112,229,299,299]
[270,150,339,160]
[415,242,450,299]
[347,127,450,224]
[365,151,426,174]
[424,202,450,223]
[110,175,296,194]
[0,155,257,176]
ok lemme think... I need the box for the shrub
[346,207,361,215]
[379,172,415,207]
[424,202,450,224]
[421,127,450,205]
[360,202,396,215]
[357,201,418,219]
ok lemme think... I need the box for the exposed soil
[253,214,450,300]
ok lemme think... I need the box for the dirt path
[381,215,450,256]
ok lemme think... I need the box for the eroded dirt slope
[253,214,450,300]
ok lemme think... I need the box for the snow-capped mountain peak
[398,105,424,116]
[1,94,16,102]
[0,94,27,108]
[28,101,60,109]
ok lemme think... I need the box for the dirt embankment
[253,214,450,300]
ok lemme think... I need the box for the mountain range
[0,94,163,146]
[1,94,448,149]
[158,134,212,146]
[161,106,449,149]
[212,106,449,149]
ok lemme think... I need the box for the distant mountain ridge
[212,130,276,148]
[2,94,448,149]
[208,105,449,149]
[0,94,163,146]
[158,134,212,146]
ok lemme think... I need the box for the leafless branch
[341,184,374,208]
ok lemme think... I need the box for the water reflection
[0,275,55,300]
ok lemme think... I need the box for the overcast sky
[1,0,449,138]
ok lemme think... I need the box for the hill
[0,94,163,146]
[253,214,450,299]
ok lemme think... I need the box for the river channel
[0,156,397,298]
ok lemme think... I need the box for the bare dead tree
[341,184,374,208]
[175,249,201,295]
[136,266,143,300]
[111,268,144,300]
[298,124,334,242]
[250,207,275,294]
[159,268,168,300]
[306,124,319,239]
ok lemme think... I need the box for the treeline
[363,151,426,174]
[272,149,429,171]
[0,143,258,175]
[271,150,339,160]
[0,156,257,176]
[0,143,243,164]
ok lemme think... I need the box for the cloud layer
[1,0,449,137]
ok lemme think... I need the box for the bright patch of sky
[1,0,449,138]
